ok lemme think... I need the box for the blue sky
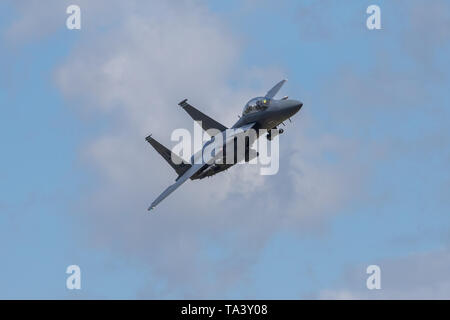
[1,0,449,299]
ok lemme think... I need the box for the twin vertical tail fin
[265,79,287,99]
[145,135,192,177]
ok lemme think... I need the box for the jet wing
[148,163,204,211]
[149,122,257,210]
[178,99,227,133]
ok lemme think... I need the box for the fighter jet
[146,79,303,210]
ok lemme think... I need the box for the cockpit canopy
[242,97,269,116]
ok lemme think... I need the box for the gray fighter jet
[146,79,302,210]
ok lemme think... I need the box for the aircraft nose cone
[288,100,302,115]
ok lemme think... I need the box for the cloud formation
[5,0,449,298]
[50,0,359,297]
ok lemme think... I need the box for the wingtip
[145,134,153,141]
[178,98,188,106]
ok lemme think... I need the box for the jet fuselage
[190,98,303,180]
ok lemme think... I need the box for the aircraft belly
[260,112,285,129]
[191,163,234,179]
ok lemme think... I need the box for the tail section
[145,135,191,177]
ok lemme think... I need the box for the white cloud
[4,0,366,298]
[49,0,361,297]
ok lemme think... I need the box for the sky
[0,0,449,299]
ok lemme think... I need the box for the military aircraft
[146,79,303,210]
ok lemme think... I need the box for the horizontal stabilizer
[178,99,227,133]
[145,135,191,177]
